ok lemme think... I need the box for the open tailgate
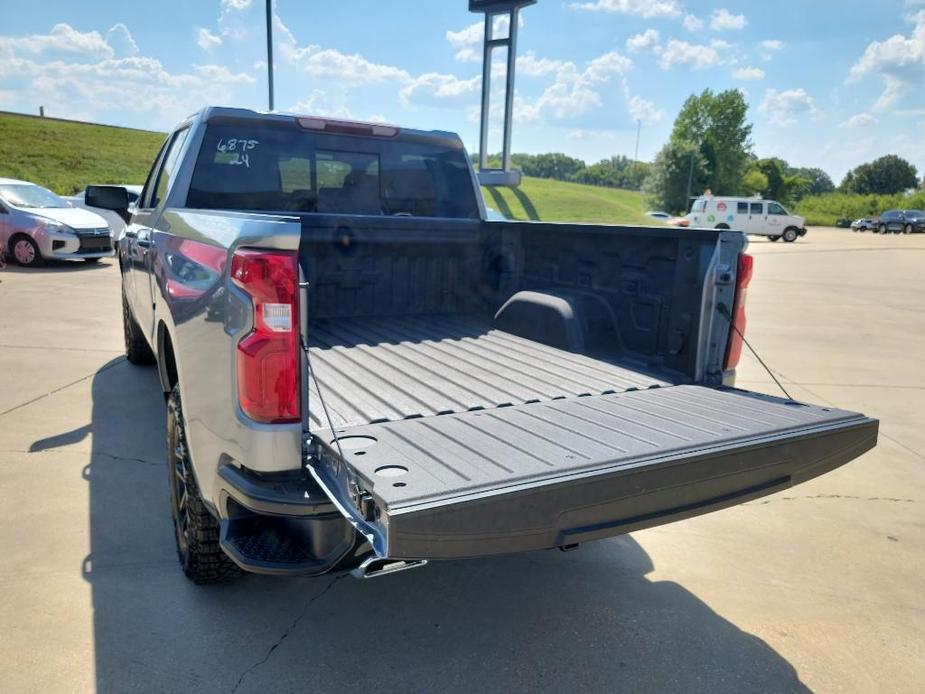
[306,386,877,560]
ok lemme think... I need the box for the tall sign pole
[266,0,275,111]
[470,0,537,187]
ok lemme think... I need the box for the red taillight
[724,253,754,371]
[230,249,301,424]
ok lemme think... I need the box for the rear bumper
[214,464,358,575]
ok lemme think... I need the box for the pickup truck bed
[307,314,669,429]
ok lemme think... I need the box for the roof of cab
[182,106,464,148]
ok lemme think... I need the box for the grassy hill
[0,111,650,224]
[0,111,164,194]
[482,176,650,225]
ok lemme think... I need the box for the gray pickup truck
[89,107,878,583]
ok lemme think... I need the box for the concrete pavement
[0,227,922,693]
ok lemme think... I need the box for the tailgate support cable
[718,303,794,401]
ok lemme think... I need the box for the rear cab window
[186,119,480,219]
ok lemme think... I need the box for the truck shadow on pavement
[81,357,809,694]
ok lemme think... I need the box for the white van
[686,194,807,242]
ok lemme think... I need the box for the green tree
[643,141,709,214]
[792,167,835,196]
[571,156,651,190]
[841,155,919,194]
[669,89,753,196]
[742,169,769,195]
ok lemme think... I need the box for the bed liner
[307,314,671,430]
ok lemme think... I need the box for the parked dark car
[877,210,925,234]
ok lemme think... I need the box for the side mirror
[86,185,131,223]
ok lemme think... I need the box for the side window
[768,202,787,215]
[737,202,748,214]
[139,139,170,210]
[151,128,190,209]
[750,202,764,215]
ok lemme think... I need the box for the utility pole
[685,150,695,212]
[633,119,641,164]
[265,0,275,111]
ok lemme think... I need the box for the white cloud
[569,0,682,19]
[682,14,705,32]
[446,16,518,62]
[0,23,257,128]
[518,51,570,76]
[659,39,723,69]
[626,29,661,53]
[567,129,617,140]
[193,64,254,84]
[300,48,410,84]
[758,88,819,126]
[732,66,765,80]
[196,28,222,51]
[849,11,925,111]
[446,21,483,62]
[710,9,747,31]
[400,72,480,108]
[759,39,785,61]
[514,50,634,123]
[0,23,113,60]
[289,89,354,119]
[221,0,251,9]
[627,95,663,123]
[839,112,879,128]
[274,18,411,85]
[106,24,138,58]
[585,50,634,79]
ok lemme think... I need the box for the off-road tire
[122,288,155,365]
[167,385,242,584]
[783,227,799,243]
[904,224,913,234]
[879,224,887,234]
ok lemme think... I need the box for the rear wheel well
[158,324,179,394]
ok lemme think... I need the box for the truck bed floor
[307,314,671,429]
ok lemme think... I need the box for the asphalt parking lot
[0,227,923,693]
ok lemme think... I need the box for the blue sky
[1,0,923,182]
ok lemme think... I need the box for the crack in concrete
[0,357,125,418]
[0,343,122,354]
[0,448,162,467]
[230,574,348,693]
[749,493,916,506]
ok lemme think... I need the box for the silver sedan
[0,178,113,266]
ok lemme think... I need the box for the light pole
[471,0,537,187]
[265,0,274,111]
